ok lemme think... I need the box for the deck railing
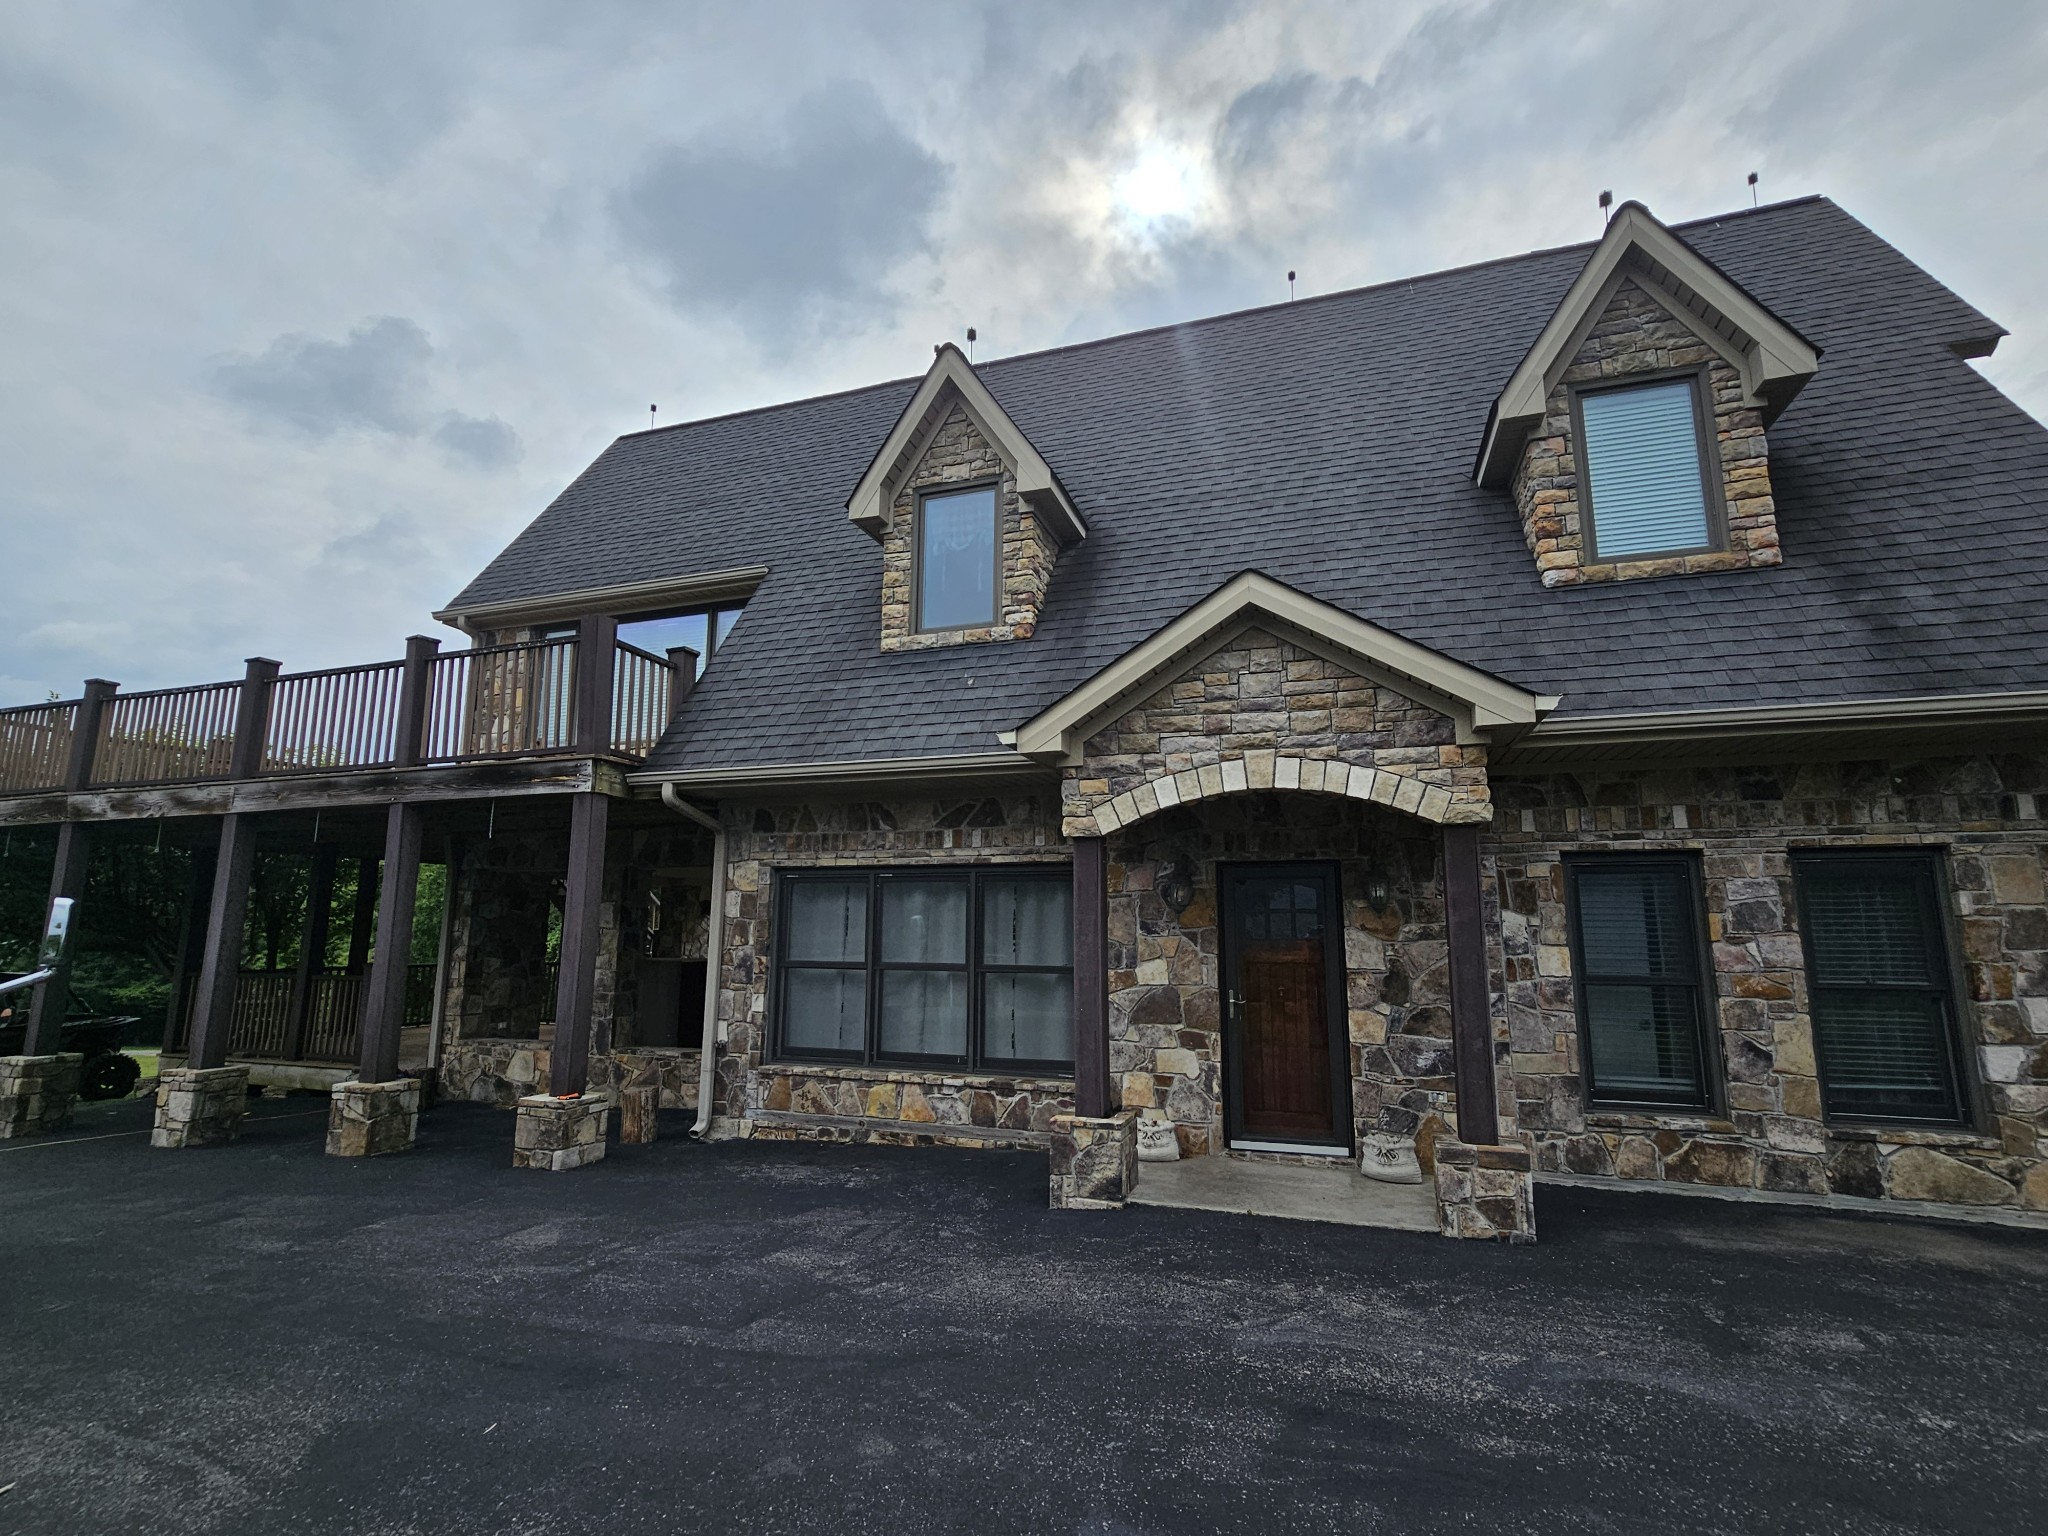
[0,625,681,795]
[0,700,78,794]
[181,964,438,1064]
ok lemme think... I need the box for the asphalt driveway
[1,1097,2043,1535]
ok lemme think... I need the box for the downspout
[660,782,727,1139]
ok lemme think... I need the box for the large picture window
[773,868,1073,1071]
[1573,374,1720,561]
[916,483,998,631]
[1794,851,1969,1126]
[1564,854,1716,1109]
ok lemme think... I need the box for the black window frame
[770,865,1075,1074]
[1563,851,1722,1113]
[1791,848,1975,1129]
[912,478,1002,634]
[1568,365,1729,565]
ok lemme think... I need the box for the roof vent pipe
[660,782,727,1139]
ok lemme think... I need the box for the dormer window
[917,483,998,632]
[1573,375,1719,561]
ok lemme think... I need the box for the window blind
[1579,380,1712,559]
[1568,859,1711,1107]
[1799,858,1965,1124]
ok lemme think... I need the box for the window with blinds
[1576,377,1717,560]
[1794,852,1967,1125]
[1565,855,1715,1109]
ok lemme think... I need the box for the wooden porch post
[356,804,423,1084]
[665,646,699,725]
[343,857,378,974]
[1443,823,1501,1145]
[185,813,259,1070]
[545,791,610,1097]
[23,677,116,1056]
[573,612,619,755]
[283,844,339,1063]
[161,841,217,1053]
[1071,834,1112,1119]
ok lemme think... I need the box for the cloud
[611,81,949,337]
[209,316,519,467]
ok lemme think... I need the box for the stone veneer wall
[1512,278,1781,587]
[879,404,1060,651]
[1061,627,1492,839]
[709,791,1074,1142]
[1494,756,2048,1212]
[1108,794,1482,1161]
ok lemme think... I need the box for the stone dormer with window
[1476,203,1821,587]
[848,343,1086,651]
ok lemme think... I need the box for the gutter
[1516,689,2048,745]
[659,783,728,1140]
[630,750,1046,792]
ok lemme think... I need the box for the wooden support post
[162,841,217,1053]
[665,646,699,726]
[185,812,259,1071]
[66,678,117,790]
[394,636,439,768]
[572,613,619,755]
[228,657,281,780]
[344,857,378,974]
[356,804,423,1085]
[22,821,91,1057]
[1071,835,1112,1119]
[1443,823,1500,1146]
[546,791,610,1097]
[283,844,339,1062]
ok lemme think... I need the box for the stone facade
[1106,794,1475,1162]
[1048,1109,1140,1209]
[1513,278,1781,587]
[1434,1138,1537,1241]
[1062,627,1492,839]
[152,1065,249,1148]
[0,1053,82,1138]
[710,791,1070,1140]
[1494,756,2048,1213]
[879,404,1060,651]
[748,1061,1073,1148]
[512,1092,609,1171]
[325,1077,421,1157]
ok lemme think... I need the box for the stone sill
[1585,1111,1738,1134]
[612,1046,701,1058]
[746,1108,1049,1149]
[1825,1124,2004,1152]
[761,1060,1075,1094]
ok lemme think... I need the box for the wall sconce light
[1363,869,1393,913]
[1157,860,1195,916]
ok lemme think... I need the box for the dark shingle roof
[444,197,2042,773]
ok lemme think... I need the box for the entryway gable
[1054,617,1499,839]
[1013,572,1553,773]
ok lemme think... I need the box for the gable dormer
[848,343,1086,651]
[1476,203,1821,588]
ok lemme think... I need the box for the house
[3,196,2044,1238]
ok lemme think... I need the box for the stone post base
[0,1054,84,1139]
[514,1093,610,1171]
[618,1084,658,1145]
[152,1066,251,1149]
[326,1078,421,1158]
[1049,1108,1139,1209]
[1434,1140,1537,1242]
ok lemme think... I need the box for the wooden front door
[1220,863,1352,1149]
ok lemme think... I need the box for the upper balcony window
[1573,375,1721,562]
[614,606,743,677]
[916,483,998,632]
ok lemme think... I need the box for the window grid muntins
[774,868,1074,1073]
[1577,377,1717,561]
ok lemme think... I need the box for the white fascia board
[1522,689,2048,743]
[846,344,1086,546]
[1474,203,1821,488]
[1012,572,1549,760]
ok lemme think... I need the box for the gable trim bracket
[846,343,1087,547]
[1008,571,1557,764]
[1474,201,1822,490]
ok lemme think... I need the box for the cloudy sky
[3,0,2044,705]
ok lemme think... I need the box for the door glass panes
[1569,861,1710,1107]
[1799,858,1964,1123]
[918,485,997,630]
